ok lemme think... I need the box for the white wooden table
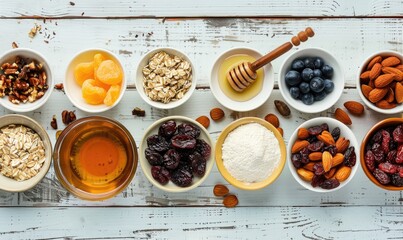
[0,1,402,239]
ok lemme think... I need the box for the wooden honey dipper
[226,27,315,92]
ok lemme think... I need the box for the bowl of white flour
[215,117,286,190]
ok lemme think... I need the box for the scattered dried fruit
[334,108,352,125]
[196,116,210,128]
[213,184,229,197]
[344,101,364,116]
[274,100,291,117]
[11,42,18,49]
[50,115,57,129]
[223,194,238,208]
[264,113,280,128]
[132,107,146,117]
[61,110,76,125]
[210,108,225,121]
[277,127,284,137]
[54,83,64,91]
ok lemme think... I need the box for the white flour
[222,123,281,183]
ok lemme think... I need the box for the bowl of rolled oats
[0,114,52,192]
[136,47,196,109]
[0,48,53,112]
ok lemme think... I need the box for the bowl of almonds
[288,117,359,192]
[357,50,403,114]
[0,114,52,192]
[135,48,196,109]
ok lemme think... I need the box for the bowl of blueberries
[278,48,344,113]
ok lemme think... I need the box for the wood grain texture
[0,0,402,18]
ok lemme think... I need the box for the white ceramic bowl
[64,48,126,113]
[210,47,274,112]
[139,116,214,192]
[357,50,403,114]
[0,48,53,112]
[278,48,344,114]
[135,47,196,109]
[287,117,359,193]
[0,114,52,192]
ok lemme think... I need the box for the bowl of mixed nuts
[0,114,52,192]
[0,48,53,112]
[135,47,196,109]
[288,117,359,192]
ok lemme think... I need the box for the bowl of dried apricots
[65,48,126,113]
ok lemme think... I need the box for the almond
[297,128,310,140]
[382,67,403,81]
[331,153,345,167]
[361,84,373,99]
[395,82,403,103]
[277,127,284,137]
[369,63,382,81]
[335,166,352,182]
[334,108,352,125]
[368,79,375,88]
[368,88,388,103]
[360,71,370,83]
[385,88,395,103]
[376,100,397,109]
[343,101,364,116]
[291,140,309,153]
[264,113,279,128]
[303,162,315,171]
[210,108,225,121]
[367,55,382,70]
[374,74,395,88]
[308,152,323,161]
[396,65,403,72]
[336,137,350,154]
[213,184,229,197]
[325,168,337,179]
[381,56,401,67]
[317,131,335,146]
[196,116,210,128]
[223,194,238,208]
[297,168,314,182]
[322,151,333,172]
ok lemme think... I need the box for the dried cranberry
[378,162,398,174]
[398,166,403,178]
[158,120,176,139]
[372,143,385,163]
[386,150,397,164]
[306,135,317,143]
[371,131,382,144]
[396,144,403,164]
[319,179,340,189]
[365,150,376,172]
[195,139,211,159]
[299,147,310,164]
[170,167,193,187]
[373,168,391,185]
[151,166,170,185]
[147,135,170,152]
[313,163,325,176]
[171,134,196,149]
[391,174,403,187]
[372,142,381,152]
[190,152,206,177]
[177,123,201,139]
[308,125,323,136]
[381,130,390,153]
[344,146,356,167]
[311,175,326,188]
[307,141,324,152]
[320,123,329,132]
[324,145,337,156]
[331,127,340,142]
[145,148,163,166]
[291,153,303,168]
[163,149,180,169]
[389,140,398,151]
[393,124,403,143]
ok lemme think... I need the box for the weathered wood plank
[0,18,401,88]
[1,0,403,18]
[0,206,402,239]
[0,89,400,207]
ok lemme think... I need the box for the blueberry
[324,79,334,93]
[313,58,324,69]
[289,87,300,99]
[301,93,314,105]
[291,59,305,71]
[285,70,301,86]
[310,77,325,93]
[321,65,334,78]
[304,58,315,69]
[299,82,310,94]
[314,91,327,101]
[313,69,323,78]
[301,68,314,82]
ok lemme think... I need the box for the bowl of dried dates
[361,118,403,190]
[139,116,214,192]
[0,48,53,112]
[288,117,359,192]
[357,50,403,114]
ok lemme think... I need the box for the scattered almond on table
[334,108,352,125]
[210,107,225,121]
[213,184,229,197]
[343,101,364,116]
[264,113,279,128]
[196,115,210,128]
[223,194,238,208]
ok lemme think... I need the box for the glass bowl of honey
[53,116,138,201]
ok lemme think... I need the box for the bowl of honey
[53,116,138,201]
[210,47,275,112]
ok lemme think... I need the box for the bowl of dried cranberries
[361,118,403,191]
[139,116,214,192]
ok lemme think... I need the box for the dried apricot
[82,79,107,105]
[74,61,94,86]
[104,85,121,106]
[96,60,122,85]
[94,53,107,80]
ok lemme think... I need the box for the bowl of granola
[135,47,196,109]
[0,48,53,112]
